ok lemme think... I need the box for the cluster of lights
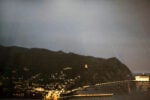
[135,76,149,82]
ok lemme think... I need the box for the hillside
[0,45,133,84]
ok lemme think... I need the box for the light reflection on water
[1,92,150,100]
[2,93,150,100]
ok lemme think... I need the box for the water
[69,93,150,100]
[1,81,150,100]
[0,98,42,100]
[1,93,150,100]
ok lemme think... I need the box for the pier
[74,93,113,97]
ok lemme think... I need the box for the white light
[135,76,149,81]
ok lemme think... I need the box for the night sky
[0,0,150,73]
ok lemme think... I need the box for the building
[134,74,150,92]
[135,75,149,82]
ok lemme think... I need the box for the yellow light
[85,64,88,69]
[135,76,149,81]
[34,87,44,92]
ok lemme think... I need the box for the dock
[74,93,114,97]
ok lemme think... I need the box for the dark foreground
[1,92,150,100]
[70,92,150,100]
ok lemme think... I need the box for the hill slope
[0,45,133,84]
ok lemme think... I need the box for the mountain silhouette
[0,45,133,84]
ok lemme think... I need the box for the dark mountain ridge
[0,45,133,83]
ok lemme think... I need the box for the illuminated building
[135,75,149,82]
[135,74,150,91]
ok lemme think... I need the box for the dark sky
[0,0,150,73]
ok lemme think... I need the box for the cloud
[0,0,150,73]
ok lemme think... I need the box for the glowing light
[135,76,149,81]
[45,90,60,100]
[34,87,44,92]
[85,64,88,69]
